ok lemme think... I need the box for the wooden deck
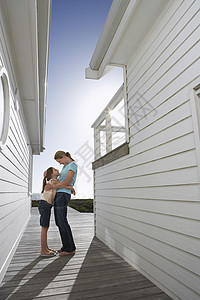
[0,207,171,300]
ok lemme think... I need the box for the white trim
[92,84,124,128]
[123,66,129,143]
[189,84,200,182]
[89,0,131,70]
[0,66,10,151]
[92,83,129,160]
[86,0,139,79]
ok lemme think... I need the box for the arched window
[0,67,10,150]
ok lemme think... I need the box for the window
[0,67,10,150]
[92,84,129,168]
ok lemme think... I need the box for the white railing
[92,84,128,160]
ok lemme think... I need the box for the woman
[46,151,77,256]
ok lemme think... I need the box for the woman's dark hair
[54,150,75,161]
[41,167,53,193]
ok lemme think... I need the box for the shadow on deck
[0,208,171,299]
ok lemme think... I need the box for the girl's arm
[51,179,74,190]
[45,171,75,191]
[51,170,74,189]
[51,178,76,195]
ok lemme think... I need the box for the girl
[38,166,75,256]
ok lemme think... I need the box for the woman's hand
[71,188,76,195]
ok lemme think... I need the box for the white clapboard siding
[0,196,29,222]
[95,167,199,188]
[0,151,28,183]
[96,196,200,220]
[0,192,26,206]
[96,214,200,275]
[95,149,197,181]
[9,108,29,166]
[0,203,30,273]
[96,223,200,300]
[0,207,30,252]
[95,165,198,188]
[1,167,28,186]
[94,1,200,299]
[0,98,31,282]
[128,0,199,84]
[1,141,29,179]
[95,184,200,201]
[128,54,200,133]
[96,213,200,259]
[96,202,200,239]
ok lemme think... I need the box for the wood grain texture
[0,207,171,300]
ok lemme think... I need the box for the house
[0,0,51,283]
[86,0,200,299]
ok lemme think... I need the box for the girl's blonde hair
[54,151,75,161]
[41,167,53,193]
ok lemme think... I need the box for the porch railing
[92,84,128,160]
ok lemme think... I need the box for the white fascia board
[86,0,131,79]
[86,0,139,80]
[97,0,140,79]
[85,65,114,80]
[37,0,52,153]
[85,67,99,80]
[90,0,131,70]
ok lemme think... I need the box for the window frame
[189,84,200,179]
[0,67,10,151]
[92,83,129,169]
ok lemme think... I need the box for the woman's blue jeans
[54,192,76,252]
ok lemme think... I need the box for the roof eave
[37,0,52,154]
[86,0,169,80]
[85,0,132,80]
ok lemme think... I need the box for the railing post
[123,66,129,143]
[94,127,101,160]
[106,110,112,153]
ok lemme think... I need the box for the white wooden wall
[94,1,200,299]
[0,68,32,283]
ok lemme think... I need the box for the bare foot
[59,250,76,256]
[56,249,62,253]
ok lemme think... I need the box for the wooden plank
[97,228,200,300]
[0,208,171,300]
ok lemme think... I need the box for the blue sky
[32,0,123,198]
